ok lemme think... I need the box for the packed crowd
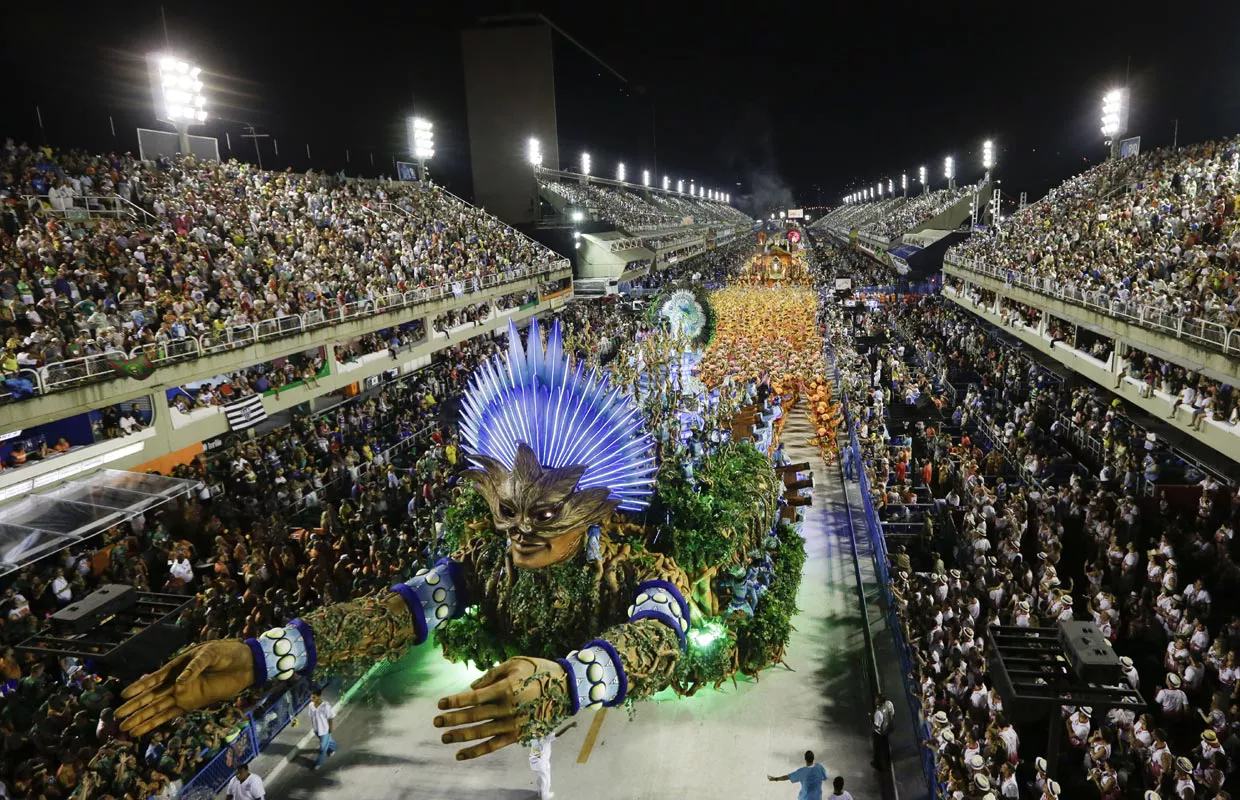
[864,186,976,239]
[539,178,749,231]
[948,136,1240,331]
[815,228,1240,798]
[0,139,563,395]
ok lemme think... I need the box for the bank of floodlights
[642,169,650,187]
[617,162,626,182]
[689,181,695,196]
[887,178,893,194]
[527,137,543,167]
[677,179,684,193]
[982,139,995,170]
[582,152,591,175]
[944,155,954,180]
[662,175,670,190]
[411,117,434,160]
[902,174,908,191]
[919,165,927,185]
[153,55,207,124]
[1101,88,1129,139]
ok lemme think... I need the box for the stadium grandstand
[534,169,752,294]
[8,6,1240,800]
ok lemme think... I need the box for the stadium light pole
[944,155,955,191]
[642,169,651,187]
[617,162,626,182]
[527,137,543,169]
[689,180,695,197]
[677,179,684,194]
[1102,88,1129,159]
[410,117,434,182]
[662,175,670,191]
[982,139,995,183]
[887,178,893,196]
[152,55,208,155]
[581,152,592,178]
[919,165,927,195]
[902,173,908,198]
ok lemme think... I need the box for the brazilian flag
[106,352,156,381]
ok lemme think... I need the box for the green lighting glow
[688,621,726,651]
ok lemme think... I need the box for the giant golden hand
[434,657,571,760]
[117,640,255,736]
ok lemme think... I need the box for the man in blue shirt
[768,751,829,799]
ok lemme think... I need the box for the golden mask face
[467,443,618,569]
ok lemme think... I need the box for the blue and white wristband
[558,639,627,714]
[627,579,690,650]
[390,558,467,645]
[245,618,317,686]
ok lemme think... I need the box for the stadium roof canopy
[0,470,198,578]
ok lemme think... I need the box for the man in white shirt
[226,763,265,800]
[308,687,338,768]
[50,568,72,604]
[1155,673,1188,719]
[528,720,577,799]
[871,692,895,770]
[168,555,194,587]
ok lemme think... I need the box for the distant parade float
[119,317,809,759]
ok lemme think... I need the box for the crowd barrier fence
[179,677,325,799]
[833,358,940,800]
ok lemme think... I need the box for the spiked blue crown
[460,320,656,511]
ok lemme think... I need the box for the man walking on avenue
[529,720,577,799]
[768,750,829,799]
[872,692,895,770]
[307,687,338,769]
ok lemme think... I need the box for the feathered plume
[460,319,656,511]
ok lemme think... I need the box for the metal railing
[180,677,322,800]
[944,251,1240,356]
[834,358,940,800]
[21,193,138,221]
[6,261,569,403]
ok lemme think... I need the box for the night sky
[4,1,1240,217]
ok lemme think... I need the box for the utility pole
[240,124,268,170]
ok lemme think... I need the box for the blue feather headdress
[460,319,656,511]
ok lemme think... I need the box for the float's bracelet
[245,618,317,686]
[390,558,467,645]
[558,580,690,713]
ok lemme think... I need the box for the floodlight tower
[1101,88,1130,159]
[151,55,208,156]
[617,162,626,182]
[887,178,893,196]
[919,165,927,195]
[411,117,434,181]
[902,173,908,198]
[944,155,955,191]
[527,137,543,169]
[662,175,670,191]
[642,169,651,187]
[677,179,684,194]
[982,139,995,183]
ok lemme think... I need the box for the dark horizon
[4,1,1240,217]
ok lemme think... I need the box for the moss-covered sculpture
[117,319,805,763]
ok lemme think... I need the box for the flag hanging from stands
[106,352,156,381]
[223,394,268,431]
